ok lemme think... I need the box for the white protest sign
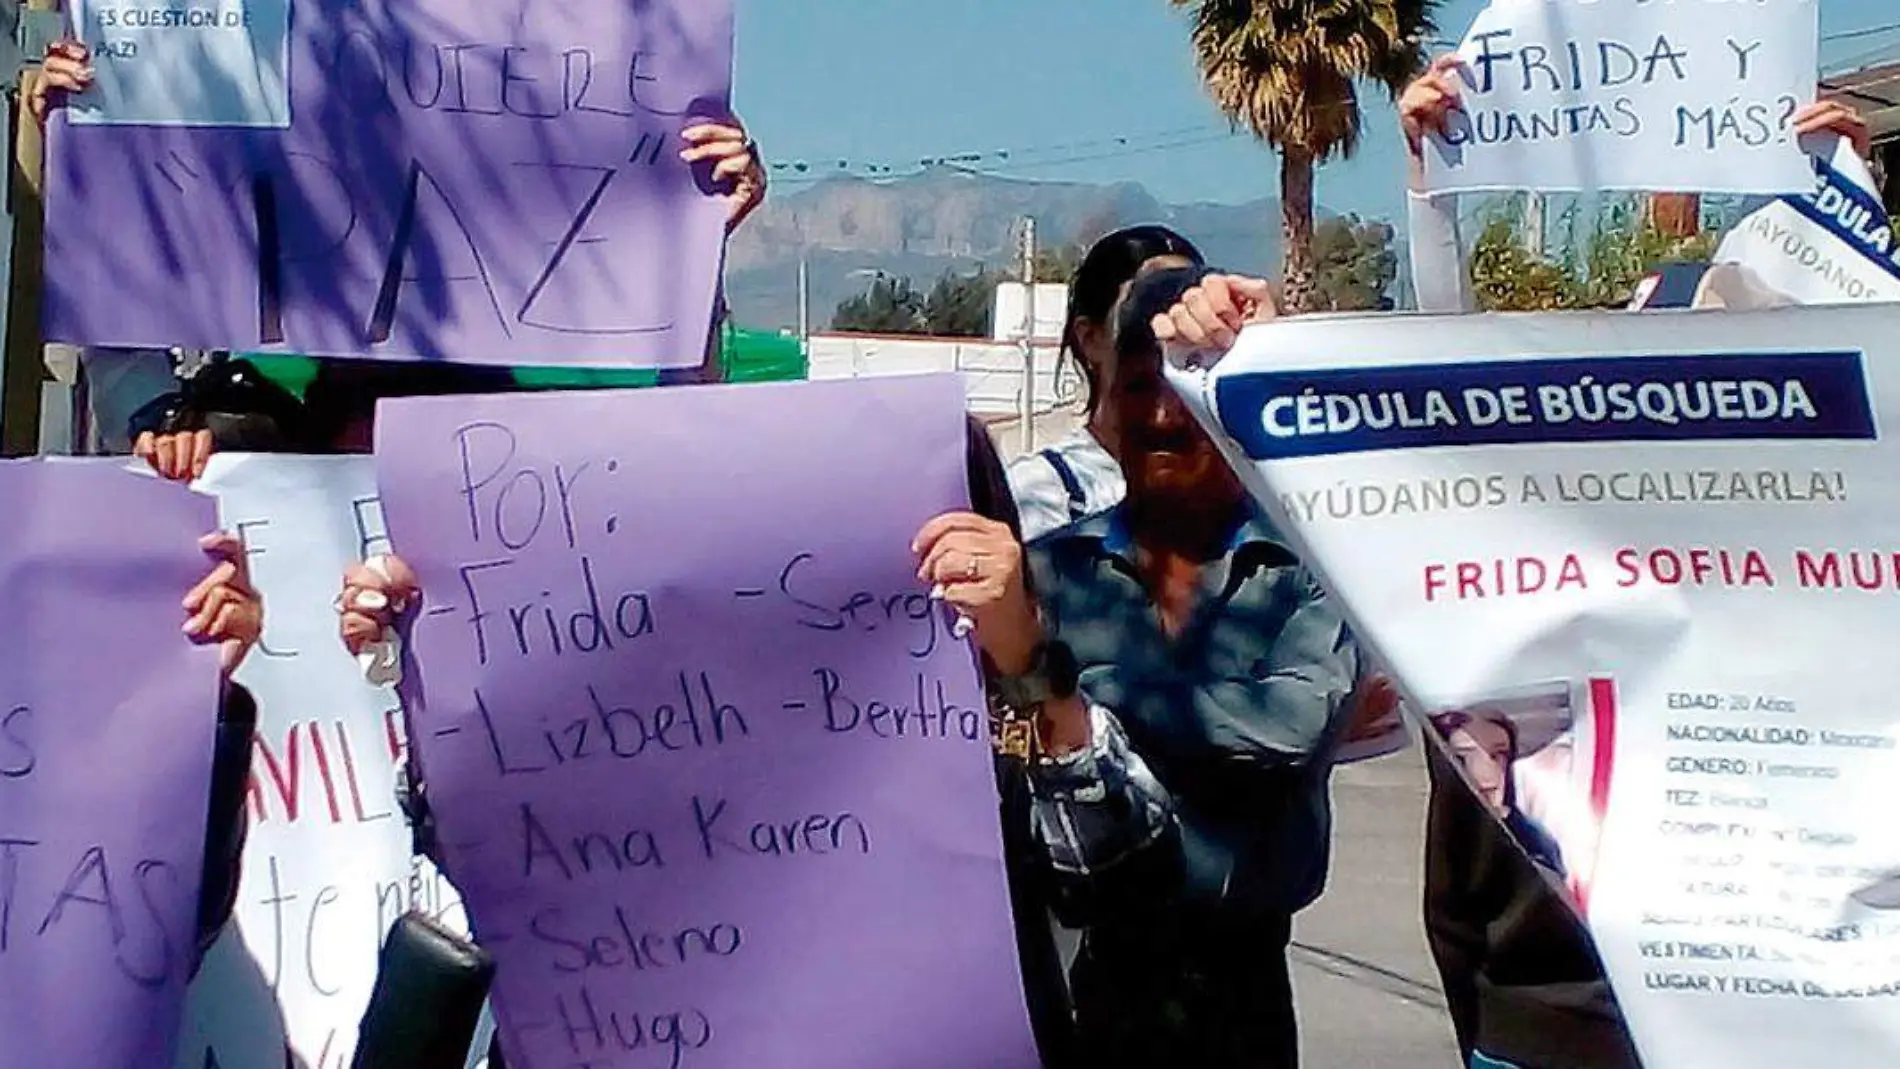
[69,0,290,127]
[1716,138,1900,305]
[1173,304,1900,1068]
[171,454,467,1069]
[1424,0,1819,195]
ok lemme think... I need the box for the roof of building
[1823,42,1900,144]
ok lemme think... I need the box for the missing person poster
[1172,303,1900,1069]
[1716,138,1900,305]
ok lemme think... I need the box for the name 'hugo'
[1259,376,1819,439]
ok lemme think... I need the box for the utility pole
[795,252,809,356]
[1017,216,1036,455]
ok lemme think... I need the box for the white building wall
[806,332,1088,459]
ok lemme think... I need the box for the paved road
[1295,745,1460,1067]
[1046,745,1460,1066]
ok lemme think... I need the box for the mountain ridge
[725,166,1312,331]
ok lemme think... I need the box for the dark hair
[1063,225,1204,414]
[1113,264,1215,365]
[1432,709,1522,806]
[302,358,518,448]
[964,415,1023,539]
[126,356,309,450]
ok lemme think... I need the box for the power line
[765,125,1230,185]
[1824,21,1900,43]
[769,23,1900,185]
[767,126,1217,181]
[948,131,1246,176]
[772,132,1244,187]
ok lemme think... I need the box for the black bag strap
[1041,448,1089,522]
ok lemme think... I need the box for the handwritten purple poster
[375,377,1039,1069]
[0,463,222,1067]
[44,1,733,368]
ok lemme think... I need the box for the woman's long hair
[965,414,1022,538]
[301,359,518,449]
[1062,226,1204,416]
[1432,709,1523,809]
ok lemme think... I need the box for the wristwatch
[991,640,1081,710]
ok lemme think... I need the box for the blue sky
[733,0,1898,223]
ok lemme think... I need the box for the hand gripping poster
[1715,138,1900,306]
[1170,303,1900,1068]
[40,454,477,1067]
[174,454,469,1069]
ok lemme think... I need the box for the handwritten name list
[375,377,1039,1069]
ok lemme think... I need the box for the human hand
[185,532,262,677]
[135,429,215,482]
[337,554,419,657]
[1793,99,1871,162]
[1400,55,1465,159]
[912,512,1041,675]
[29,41,93,127]
[1150,273,1279,368]
[681,118,767,234]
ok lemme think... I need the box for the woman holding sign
[1144,263,1651,1069]
[1004,225,1206,540]
[333,413,1086,1069]
[1398,54,1875,315]
[184,533,268,973]
[1390,64,1878,1068]
[30,39,773,467]
[916,267,1363,1069]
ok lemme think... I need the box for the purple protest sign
[44,1,732,368]
[0,462,222,1067]
[374,377,1040,1069]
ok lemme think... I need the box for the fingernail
[930,584,946,600]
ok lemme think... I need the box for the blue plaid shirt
[1024,506,1358,916]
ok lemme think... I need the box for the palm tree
[1170,0,1439,313]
